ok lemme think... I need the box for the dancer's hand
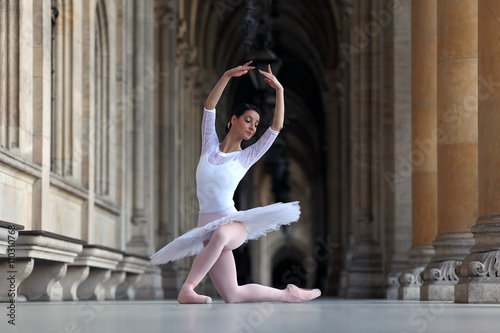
[225,61,255,78]
[205,61,254,110]
[259,65,283,91]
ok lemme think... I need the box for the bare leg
[209,250,321,303]
[178,222,247,304]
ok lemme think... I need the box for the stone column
[397,0,438,300]
[154,0,180,299]
[32,0,52,230]
[127,0,155,255]
[421,0,477,301]
[345,0,384,298]
[455,1,500,303]
[384,0,412,300]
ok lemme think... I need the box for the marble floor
[1,298,500,333]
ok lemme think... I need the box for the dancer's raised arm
[259,64,284,132]
[205,61,255,110]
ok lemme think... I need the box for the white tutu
[150,201,301,265]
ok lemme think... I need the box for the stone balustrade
[0,228,154,303]
[2,230,84,302]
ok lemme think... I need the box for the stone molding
[430,232,474,262]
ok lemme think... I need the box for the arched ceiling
[185,0,341,178]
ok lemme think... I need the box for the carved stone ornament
[468,251,500,278]
[398,266,424,287]
[424,260,461,282]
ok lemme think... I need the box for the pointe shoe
[286,284,321,301]
[178,287,212,304]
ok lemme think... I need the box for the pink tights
[177,222,321,304]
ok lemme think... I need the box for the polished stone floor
[1,298,500,332]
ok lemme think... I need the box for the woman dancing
[151,61,321,303]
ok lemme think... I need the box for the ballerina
[151,61,321,303]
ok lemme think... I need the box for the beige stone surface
[437,143,478,234]
[412,103,438,171]
[412,171,437,246]
[437,59,478,144]
[478,98,500,217]
[411,0,438,252]
[0,165,35,229]
[437,0,478,61]
[48,187,84,239]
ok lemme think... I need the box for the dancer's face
[231,110,260,140]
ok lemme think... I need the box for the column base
[420,233,473,301]
[385,253,409,299]
[397,245,434,300]
[345,241,384,298]
[455,276,500,303]
[398,266,425,300]
[455,223,500,303]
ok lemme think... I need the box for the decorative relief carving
[398,266,424,287]
[424,260,461,282]
[468,251,500,277]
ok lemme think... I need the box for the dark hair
[225,103,261,134]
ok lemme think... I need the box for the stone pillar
[345,0,385,298]
[398,0,438,300]
[421,0,477,301]
[127,0,156,255]
[384,0,412,300]
[455,1,500,303]
[154,0,180,299]
[32,0,52,230]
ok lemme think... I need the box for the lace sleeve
[201,108,219,155]
[239,127,279,169]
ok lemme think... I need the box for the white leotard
[196,108,279,213]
